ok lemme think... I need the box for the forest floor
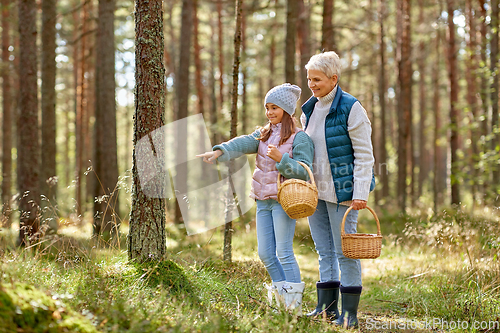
[1,205,500,332]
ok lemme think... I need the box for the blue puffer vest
[302,86,376,203]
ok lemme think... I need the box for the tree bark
[490,0,500,193]
[378,0,389,199]
[173,0,193,226]
[396,0,412,213]
[193,0,204,116]
[1,0,12,227]
[433,27,444,212]
[478,0,489,198]
[18,0,40,246]
[321,0,334,51]
[417,0,427,200]
[447,0,461,205]
[224,0,244,263]
[285,0,297,84]
[298,0,311,106]
[129,0,167,262]
[41,0,58,232]
[94,0,119,239]
[217,0,224,109]
[466,0,480,205]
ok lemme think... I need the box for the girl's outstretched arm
[206,129,261,162]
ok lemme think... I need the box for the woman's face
[265,103,284,124]
[307,69,338,98]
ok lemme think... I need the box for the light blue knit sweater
[213,129,315,181]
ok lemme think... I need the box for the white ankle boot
[264,281,285,307]
[282,282,305,315]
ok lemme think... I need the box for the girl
[197,83,314,314]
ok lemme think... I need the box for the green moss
[134,259,193,294]
[0,282,98,333]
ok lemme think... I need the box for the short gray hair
[305,51,342,79]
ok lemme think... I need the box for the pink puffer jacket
[250,124,302,201]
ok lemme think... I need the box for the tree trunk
[285,0,297,84]
[224,0,244,263]
[129,0,167,262]
[41,0,58,232]
[1,0,12,228]
[298,0,311,106]
[217,0,224,109]
[18,0,40,246]
[174,0,193,225]
[478,0,489,198]
[209,13,218,146]
[490,0,500,194]
[94,0,119,239]
[75,0,88,220]
[447,0,460,205]
[433,27,444,212]
[193,0,204,116]
[417,0,426,200]
[396,0,412,213]
[466,0,479,205]
[321,0,334,51]
[378,0,389,199]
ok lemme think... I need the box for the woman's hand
[351,199,367,210]
[267,144,282,162]
[196,150,223,164]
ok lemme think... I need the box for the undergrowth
[1,205,499,332]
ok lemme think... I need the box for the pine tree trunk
[378,0,389,199]
[193,0,204,116]
[41,0,58,232]
[433,27,444,212]
[490,0,500,194]
[285,0,297,84]
[298,0,311,106]
[1,0,12,227]
[75,0,88,220]
[217,0,224,108]
[321,0,334,51]
[129,0,167,262]
[94,0,119,239]
[396,0,412,213]
[466,0,479,205]
[478,0,489,198]
[18,0,40,246]
[447,0,460,205]
[174,0,193,225]
[417,0,427,199]
[224,0,244,263]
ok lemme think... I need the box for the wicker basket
[341,206,382,259]
[277,161,318,219]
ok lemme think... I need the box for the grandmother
[301,51,375,328]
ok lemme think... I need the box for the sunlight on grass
[1,206,499,332]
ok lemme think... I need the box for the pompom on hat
[264,83,302,115]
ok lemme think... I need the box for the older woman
[301,51,375,328]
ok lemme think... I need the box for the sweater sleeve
[276,131,315,181]
[213,129,261,162]
[348,101,375,201]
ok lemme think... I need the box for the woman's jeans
[308,200,362,286]
[256,199,301,283]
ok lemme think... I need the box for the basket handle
[341,205,381,237]
[277,161,316,188]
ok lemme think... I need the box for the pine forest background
[1,0,500,243]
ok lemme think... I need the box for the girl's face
[307,69,338,98]
[265,103,285,124]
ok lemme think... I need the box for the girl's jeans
[256,199,301,283]
[308,199,362,286]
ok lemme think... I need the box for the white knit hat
[264,83,301,115]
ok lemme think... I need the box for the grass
[1,205,500,332]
